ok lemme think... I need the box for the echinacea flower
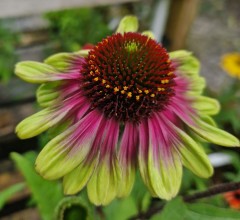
[15,16,240,205]
[224,190,240,210]
[221,52,240,79]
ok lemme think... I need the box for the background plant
[0,22,19,82]
[45,8,111,52]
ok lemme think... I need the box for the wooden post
[165,0,200,51]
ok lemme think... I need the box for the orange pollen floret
[114,87,119,92]
[90,71,94,76]
[161,79,169,84]
[150,94,155,97]
[95,69,100,74]
[144,90,149,94]
[127,92,132,98]
[121,90,125,94]
[123,86,128,91]
[90,55,96,59]
[106,85,110,88]
[136,95,140,101]
[89,60,94,64]
[168,72,173,76]
[102,79,106,84]
[138,89,142,93]
[93,77,99,82]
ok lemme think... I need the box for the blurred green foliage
[45,8,111,52]
[214,81,240,133]
[151,197,240,220]
[0,23,19,82]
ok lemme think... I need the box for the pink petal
[119,122,139,166]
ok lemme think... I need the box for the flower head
[224,190,240,210]
[15,16,240,205]
[221,52,240,79]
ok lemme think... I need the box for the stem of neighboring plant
[183,181,240,202]
[129,181,240,220]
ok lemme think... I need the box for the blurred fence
[0,0,139,18]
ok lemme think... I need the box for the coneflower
[15,16,239,205]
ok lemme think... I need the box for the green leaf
[103,196,138,220]
[11,152,63,220]
[0,183,26,210]
[131,172,151,212]
[186,203,240,219]
[151,198,240,220]
[151,197,187,220]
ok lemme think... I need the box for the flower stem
[183,181,240,202]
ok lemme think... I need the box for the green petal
[169,50,200,76]
[147,149,182,200]
[189,115,217,143]
[142,31,155,39]
[87,158,120,206]
[193,96,220,116]
[117,165,135,198]
[116,16,138,34]
[35,121,98,180]
[15,107,68,139]
[75,49,90,57]
[138,154,158,197]
[174,126,213,178]
[201,115,217,127]
[187,76,206,95]
[37,82,60,107]
[44,53,77,72]
[189,117,240,147]
[15,61,59,83]
[63,161,97,195]
[169,50,192,60]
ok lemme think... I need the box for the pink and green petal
[63,159,97,195]
[87,118,120,205]
[75,49,90,57]
[116,15,138,34]
[16,107,69,139]
[44,52,85,72]
[148,115,182,199]
[172,123,213,178]
[147,148,182,200]
[15,61,60,83]
[118,123,138,197]
[192,96,220,116]
[170,50,200,76]
[63,117,119,196]
[44,53,78,71]
[138,117,183,200]
[35,111,102,180]
[138,120,157,196]
[87,157,120,206]
[187,76,206,95]
[188,116,240,147]
[36,82,60,107]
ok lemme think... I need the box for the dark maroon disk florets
[81,32,175,123]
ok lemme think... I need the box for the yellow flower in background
[221,53,240,79]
